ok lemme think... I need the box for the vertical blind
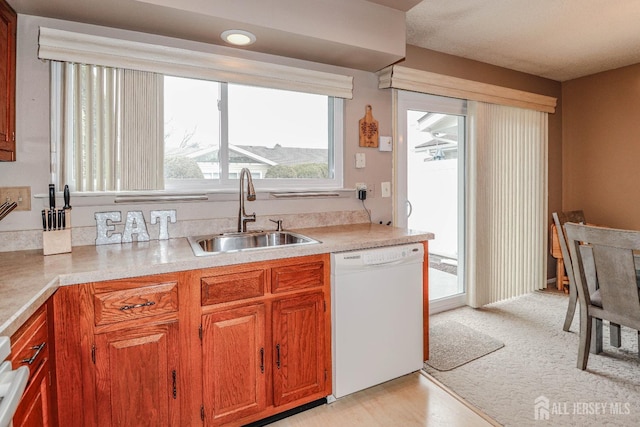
[467,101,548,307]
[54,62,163,191]
[58,63,120,191]
[120,69,163,191]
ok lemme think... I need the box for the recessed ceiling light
[221,30,256,46]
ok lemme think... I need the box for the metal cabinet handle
[172,370,177,399]
[276,344,281,369]
[407,200,413,218]
[260,348,265,373]
[21,342,46,365]
[120,301,156,311]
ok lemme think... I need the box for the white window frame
[50,72,344,193]
[163,80,344,192]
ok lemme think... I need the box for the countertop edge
[1,224,434,337]
[0,278,59,338]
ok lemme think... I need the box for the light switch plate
[381,182,391,198]
[379,136,392,152]
[355,153,366,168]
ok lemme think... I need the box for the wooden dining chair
[554,211,623,349]
[552,210,585,331]
[564,223,640,370]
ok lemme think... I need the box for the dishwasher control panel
[363,245,420,265]
[332,243,424,272]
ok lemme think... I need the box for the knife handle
[63,185,71,210]
[49,184,56,210]
[47,210,52,231]
[41,210,46,231]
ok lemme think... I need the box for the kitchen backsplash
[0,210,369,253]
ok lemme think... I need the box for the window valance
[378,65,556,113]
[38,27,354,99]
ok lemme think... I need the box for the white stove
[0,336,29,427]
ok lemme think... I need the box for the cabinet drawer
[10,304,49,379]
[94,281,179,326]
[201,269,265,306]
[271,261,324,293]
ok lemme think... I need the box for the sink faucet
[238,168,256,232]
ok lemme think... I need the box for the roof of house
[166,144,328,166]
[235,145,327,165]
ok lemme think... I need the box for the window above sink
[41,28,349,197]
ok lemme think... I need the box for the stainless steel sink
[187,231,320,256]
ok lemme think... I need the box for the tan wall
[402,46,563,279]
[1,19,564,282]
[562,63,640,229]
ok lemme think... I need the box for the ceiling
[406,0,640,81]
[8,0,640,81]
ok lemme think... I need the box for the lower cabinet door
[202,304,266,426]
[94,321,180,427]
[272,292,325,407]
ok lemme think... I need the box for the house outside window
[164,76,341,191]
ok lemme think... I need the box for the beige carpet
[423,291,640,427]
[426,321,504,371]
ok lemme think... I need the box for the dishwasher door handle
[363,258,413,268]
[0,362,30,427]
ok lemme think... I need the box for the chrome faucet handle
[242,214,256,232]
[269,219,283,231]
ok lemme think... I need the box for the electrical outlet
[355,183,374,198]
[366,183,375,198]
[0,186,31,211]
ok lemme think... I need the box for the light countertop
[0,223,433,337]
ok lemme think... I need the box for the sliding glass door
[395,91,467,313]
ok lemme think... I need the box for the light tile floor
[271,372,497,427]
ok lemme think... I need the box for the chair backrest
[564,223,640,329]
[552,210,585,289]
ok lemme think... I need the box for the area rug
[423,291,640,427]
[426,321,504,371]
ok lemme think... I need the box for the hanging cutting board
[359,105,379,148]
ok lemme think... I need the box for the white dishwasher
[330,243,424,400]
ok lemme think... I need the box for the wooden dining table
[550,223,569,292]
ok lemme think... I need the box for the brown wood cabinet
[272,292,325,407]
[0,0,15,161]
[199,254,331,426]
[95,321,181,427]
[53,273,184,427]
[53,254,331,426]
[202,304,267,425]
[10,301,55,427]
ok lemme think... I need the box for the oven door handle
[0,362,29,427]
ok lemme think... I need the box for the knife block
[43,210,71,256]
